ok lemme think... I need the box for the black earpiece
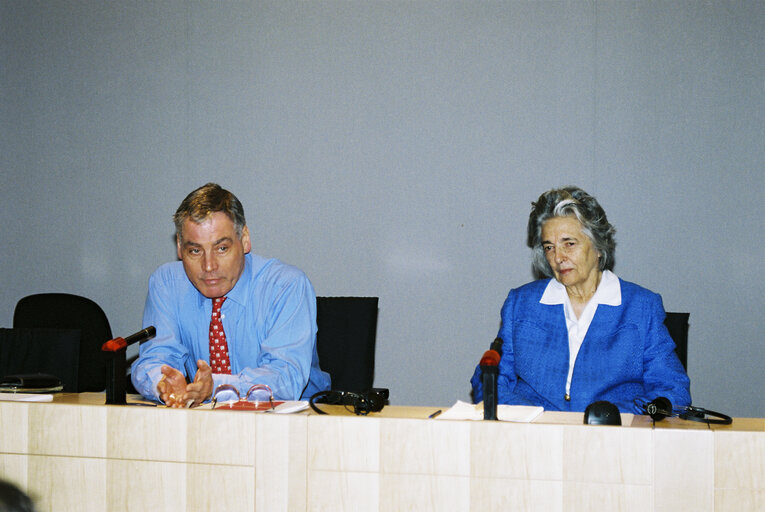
[637,397,732,425]
[644,396,673,421]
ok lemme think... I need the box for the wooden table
[0,393,762,511]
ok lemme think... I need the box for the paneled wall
[1,1,763,416]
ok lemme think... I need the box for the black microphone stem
[482,364,498,420]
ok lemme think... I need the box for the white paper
[272,400,309,414]
[436,400,543,422]
[0,392,54,402]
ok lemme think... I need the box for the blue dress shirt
[471,277,691,413]
[131,253,330,402]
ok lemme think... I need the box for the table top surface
[15,392,758,432]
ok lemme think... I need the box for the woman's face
[541,216,601,291]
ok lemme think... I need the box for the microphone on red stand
[480,337,503,420]
[102,326,156,352]
[101,326,156,405]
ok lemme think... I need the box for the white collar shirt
[539,270,622,396]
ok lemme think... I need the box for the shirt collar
[539,269,621,306]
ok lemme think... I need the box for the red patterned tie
[209,297,232,374]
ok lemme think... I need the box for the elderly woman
[471,186,690,413]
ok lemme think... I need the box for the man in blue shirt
[131,183,330,407]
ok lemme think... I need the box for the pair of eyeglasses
[212,384,276,411]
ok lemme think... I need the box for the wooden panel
[256,414,308,512]
[471,421,563,480]
[106,405,186,462]
[106,459,187,511]
[0,454,29,495]
[380,417,470,476]
[187,408,255,466]
[28,403,107,458]
[562,481,649,512]
[562,425,652,485]
[29,455,106,512]
[470,477,563,510]
[654,429,713,511]
[715,430,765,512]
[0,398,762,511]
[307,415,380,472]
[187,463,255,511]
[379,474,470,511]
[306,470,379,512]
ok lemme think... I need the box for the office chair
[0,327,80,392]
[315,296,379,393]
[13,293,113,392]
[664,312,689,371]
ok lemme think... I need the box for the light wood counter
[0,393,761,511]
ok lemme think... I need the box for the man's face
[176,211,251,298]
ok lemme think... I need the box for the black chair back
[0,328,80,391]
[13,293,113,391]
[316,296,379,393]
[664,312,689,371]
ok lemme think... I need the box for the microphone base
[481,365,499,420]
[105,348,127,405]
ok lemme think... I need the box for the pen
[428,409,442,419]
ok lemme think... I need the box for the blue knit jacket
[471,278,691,413]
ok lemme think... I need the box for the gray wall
[2,1,763,417]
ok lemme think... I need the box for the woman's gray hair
[173,183,247,240]
[527,186,616,278]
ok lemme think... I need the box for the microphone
[480,337,503,420]
[480,349,501,367]
[124,326,156,345]
[102,326,156,405]
[102,326,156,352]
[489,336,504,355]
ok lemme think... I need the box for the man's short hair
[173,183,247,239]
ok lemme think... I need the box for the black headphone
[637,397,732,425]
[310,388,389,416]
